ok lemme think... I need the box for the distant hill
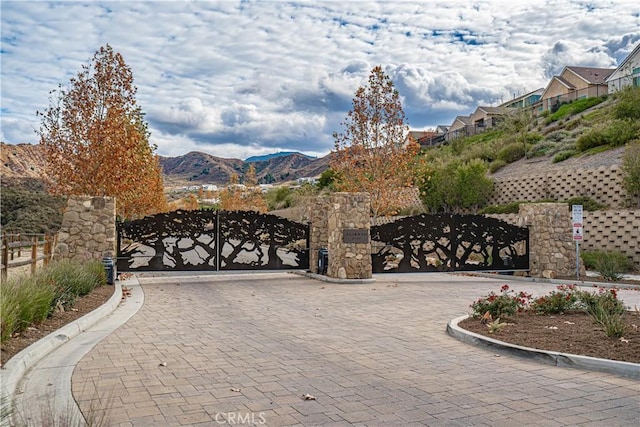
[160,151,330,186]
[159,151,245,186]
[0,143,331,188]
[245,151,313,163]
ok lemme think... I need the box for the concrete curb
[292,270,376,284]
[458,271,640,290]
[0,280,123,409]
[9,276,144,426]
[447,314,640,380]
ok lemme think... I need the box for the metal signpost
[572,205,583,279]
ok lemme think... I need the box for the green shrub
[548,97,606,123]
[0,260,107,343]
[577,288,625,316]
[530,284,579,314]
[606,118,639,147]
[419,158,493,213]
[564,196,605,211]
[265,186,293,210]
[470,284,531,319]
[479,201,522,215]
[580,250,600,270]
[462,142,498,163]
[1,279,21,342]
[527,141,556,158]
[552,150,574,163]
[317,168,337,190]
[576,119,639,152]
[525,133,543,144]
[489,159,507,173]
[590,304,626,337]
[0,275,56,342]
[497,142,525,163]
[577,288,626,337]
[546,130,569,143]
[576,128,607,151]
[622,141,640,208]
[613,86,640,120]
[587,250,633,281]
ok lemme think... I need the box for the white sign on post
[572,205,583,279]
[572,204,583,225]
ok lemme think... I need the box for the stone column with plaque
[304,192,373,279]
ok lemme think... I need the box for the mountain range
[0,142,330,187]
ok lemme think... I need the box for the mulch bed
[0,284,116,367]
[458,310,640,364]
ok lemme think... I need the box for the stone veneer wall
[488,166,624,208]
[55,196,116,262]
[307,193,372,279]
[517,203,583,278]
[492,209,640,271]
[307,196,330,275]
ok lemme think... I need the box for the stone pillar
[307,193,373,279]
[518,203,584,278]
[326,193,372,279]
[55,196,116,262]
[307,195,330,274]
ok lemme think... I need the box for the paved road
[71,273,639,426]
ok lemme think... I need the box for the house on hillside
[606,43,640,93]
[435,125,450,135]
[406,130,432,144]
[499,88,544,110]
[470,106,507,131]
[540,66,614,112]
[445,115,473,141]
[408,130,442,148]
[444,107,506,142]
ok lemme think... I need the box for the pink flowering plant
[470,285,532,319]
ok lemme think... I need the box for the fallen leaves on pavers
[301,393,316,401]
[122,287,132,299]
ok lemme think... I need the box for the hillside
[159,151,329,186]
[0,142,331,188]
[1,142,48,182]
[159,151,245,186]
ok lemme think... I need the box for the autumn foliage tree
[219,166,268,213]
[38,44,167,219]
[331,65,419,218]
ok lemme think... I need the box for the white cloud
[1,0,639,159]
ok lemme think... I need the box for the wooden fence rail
[1,233,56,281]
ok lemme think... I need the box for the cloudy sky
[1,1,639,160]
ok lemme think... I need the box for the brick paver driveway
[73,273,639,426]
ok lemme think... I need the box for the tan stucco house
[540,66,614,111]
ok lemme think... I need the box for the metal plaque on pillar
[343,229,369,243]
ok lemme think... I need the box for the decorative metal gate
[117,209,309,272]
[371,214,529,273]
